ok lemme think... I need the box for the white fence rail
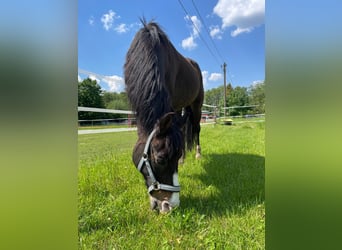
[77,105,265,134]
[78,107,134,115]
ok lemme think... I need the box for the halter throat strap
[137,128,181,194]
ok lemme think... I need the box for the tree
[78,78,105,120]
[102,91,131,119]
[103,92,130,110]
[248,81,265,114]
[102,91,115,105]
[228,86,249,107]
[226,83,233,102]
[204,85,224,107]
[204,81,265,117]
[226,86,249,116]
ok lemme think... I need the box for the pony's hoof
[196,153,201,159]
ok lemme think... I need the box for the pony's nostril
[161,201,171,213]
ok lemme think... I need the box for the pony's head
[133,112,184,213]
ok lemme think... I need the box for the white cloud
[88,16,95,26]
[213,0,265,37]
[182,15,202,50]
[202,71,223,89]
[231,27,252,37]
[89,74,100,83]
[202,71,209,87]
[79,68,124,92]
[115,23,129,34]
[100,11,139,34]
[185,15,202,37]
[78,74,82,82]
[102,75,124,92]
[251,80,264,86]
[115,22,141,34]
[209,25,223,39]
[101,10,118,31]
[209,73,223,81]
[182,36,197,50]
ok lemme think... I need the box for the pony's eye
[152,141,164,151]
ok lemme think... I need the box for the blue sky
[78,0,265,92]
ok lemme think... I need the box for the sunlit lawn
[78,120,265,249]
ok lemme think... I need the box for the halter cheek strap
[137,128,181,194]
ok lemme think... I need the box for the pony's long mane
[124,20,173,133]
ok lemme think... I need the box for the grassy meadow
[78,119,265,249]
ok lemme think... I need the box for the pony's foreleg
[194,127,201,159]
[192,107,202,160]
[196,145,201,159]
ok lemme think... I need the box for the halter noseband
[137,128,181,194]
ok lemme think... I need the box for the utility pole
[222,62,227,117]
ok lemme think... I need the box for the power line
[177,0,235,86]
[177,0,221,67]
[78,68,120,84]
[190,0,235,86]
[78,68,106,79]
[191,0,225,63]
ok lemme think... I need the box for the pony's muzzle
[149,196,178,213]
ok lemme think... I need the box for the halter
[137,128,181,194]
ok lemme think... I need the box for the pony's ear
[158,112,175,135]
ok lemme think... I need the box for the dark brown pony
[124,20,204,213]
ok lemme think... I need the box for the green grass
[78,120,265,249]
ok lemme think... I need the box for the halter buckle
[148,182,161,193]
[143,153,148,159]
[152,182,160,191]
